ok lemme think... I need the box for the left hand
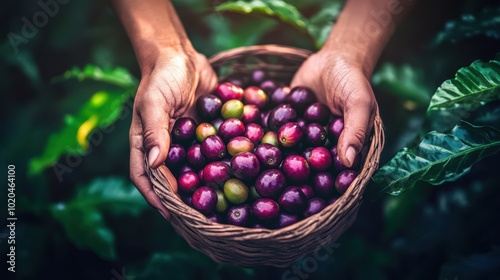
[129,48,217,221]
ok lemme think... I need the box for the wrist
[317,43,375,79]
[322,23,394,77]
[135,41,196,76]
[321,0,403,77]
[111,0,195,76]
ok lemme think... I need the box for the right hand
[291,50,377,168]
[129,47,218,220]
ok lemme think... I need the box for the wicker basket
[148,45,385,267]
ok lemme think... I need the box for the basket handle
[209,44,312,65]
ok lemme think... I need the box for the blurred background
[1,0,500,279]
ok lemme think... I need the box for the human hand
[291,50,377,168]
[129,48,217,220]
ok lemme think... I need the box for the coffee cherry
[192,186,217,215]
[172,117,197,143]
[335,170,358,194]
[223,178,249,204]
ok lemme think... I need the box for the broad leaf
[51,177,148,260]
[215,0,308,31]
[204,14,277,50]
[372,63,432,107]
[56,64,138,89]
[427,57,500,112]
[373,122,500,196]
[29,90,132,176]
[307,2,343,49]
[427,56,500,131]
[432,7,500,47]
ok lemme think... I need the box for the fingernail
[148,146,160,167]
[346,146,356,168]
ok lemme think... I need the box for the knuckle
[129,121,142,141]
[352,129,367,145]
[135,93,163,109]
[346,126,368,148]
[345,92,374,108]
[130,139,143,152]
[345,92,376,115]
[142,128,161,148]
[129,126,136,140]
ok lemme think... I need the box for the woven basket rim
[208,44,313,65]
[147,44,385,266]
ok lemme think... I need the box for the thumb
[290,69,306,88]
[290,64,320,94]
[184,53,218,121]
[290,53,326,102]
[195,54,218,97]
[337,93,375,168]
[139,101,171,169]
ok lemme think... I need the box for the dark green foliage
[373,54,500,195]
[428,56,500,112]
[371,63,433,107]
[432,6,500,46]
[51,177,148,260]
[3,0,500,279]
[215,0,308,30]
[373,122,500,195]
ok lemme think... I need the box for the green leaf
[427,57,500,112]
[372,63,432,107]
[373,122,500,196]
[432,7,500,47]
[426,56,500,130]
[215,0,308,30]
[28,90,132,176]
[50,177,148,260]
[56,64,138,89]
[204,14,278,50]
[307,2,343,49]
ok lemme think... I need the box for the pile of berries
[165,70,361,229]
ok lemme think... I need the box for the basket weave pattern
[148,45,385,267]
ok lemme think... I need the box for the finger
[290,55,326,103]
[157,164,179,195]
[195,54,218,97]
[290,64,317,91]
[136,94,172,169]
[185,56,218,122]
[130,113,171,220]
[290,68,306,88]
[337,87,376,168]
